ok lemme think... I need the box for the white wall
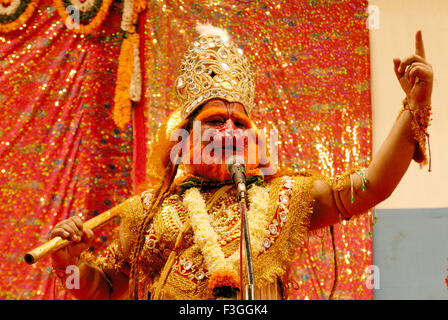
[369,0,448,209]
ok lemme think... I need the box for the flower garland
[1,0,22,16]
[113,32,138,129]
[129,36,141,102]
[120,0,134,33]
[182,184,269,298]
[112,0,146,128]
[0,0,39,33]
[53,0,114,34]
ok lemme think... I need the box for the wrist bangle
[398,99,432,171]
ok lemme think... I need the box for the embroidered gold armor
[92,174,315,300]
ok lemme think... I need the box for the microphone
[226,155,255,299]
[226,155,247,200]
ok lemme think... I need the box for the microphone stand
[237,184,255,300]
[226,156,256,300]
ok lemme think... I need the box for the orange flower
[207,269,240,291]
[131,0,146,25]
[113,33,139,128]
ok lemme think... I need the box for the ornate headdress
[143,24,257,188]
[175,23,256,119]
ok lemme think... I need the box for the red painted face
[183,99,260,181]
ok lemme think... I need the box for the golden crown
[175,24,255,120]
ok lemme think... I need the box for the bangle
[332,167,369,221]
[349,170,368,203]
[399,99,432,171]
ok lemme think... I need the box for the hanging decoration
[53,0,114,34]
[113,31,139,128]
[0,0,39,33]
[112,0,146,128]
[0,0,132,299]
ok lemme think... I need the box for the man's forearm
[312,31,432,228]
[367,109,415,197]
[343,108,417,215]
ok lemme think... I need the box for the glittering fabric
[138,0,372,300]
[0,0,133,299]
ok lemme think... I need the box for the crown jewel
[175,24,255,119]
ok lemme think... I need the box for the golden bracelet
[398,99,432,170]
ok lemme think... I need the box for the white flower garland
[0,0,21,16]
[69,0,96,13]
[129,42,142,102]
[182,185,269,275]
[120,0,134,32]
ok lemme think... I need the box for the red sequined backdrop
[0,0,133,299]
[0,0,372,299]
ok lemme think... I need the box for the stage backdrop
[0,0,373,299]
[0,0,133,299]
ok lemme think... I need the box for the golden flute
[24,200,128,265]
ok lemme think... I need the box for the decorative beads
[262,176,293,252]
[173,257,209,284]
[141,190,154,210]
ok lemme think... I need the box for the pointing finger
[415,30,426,59]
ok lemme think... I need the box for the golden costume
[45,22,432,301]
[83,173,317,300]
[75,24,366,300]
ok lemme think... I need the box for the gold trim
[252,175,314,287]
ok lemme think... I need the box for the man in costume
[49,25,433,300]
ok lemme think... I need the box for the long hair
[127,108,202,299]
[128,159,180,299]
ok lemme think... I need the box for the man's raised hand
[393,30,433,109]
